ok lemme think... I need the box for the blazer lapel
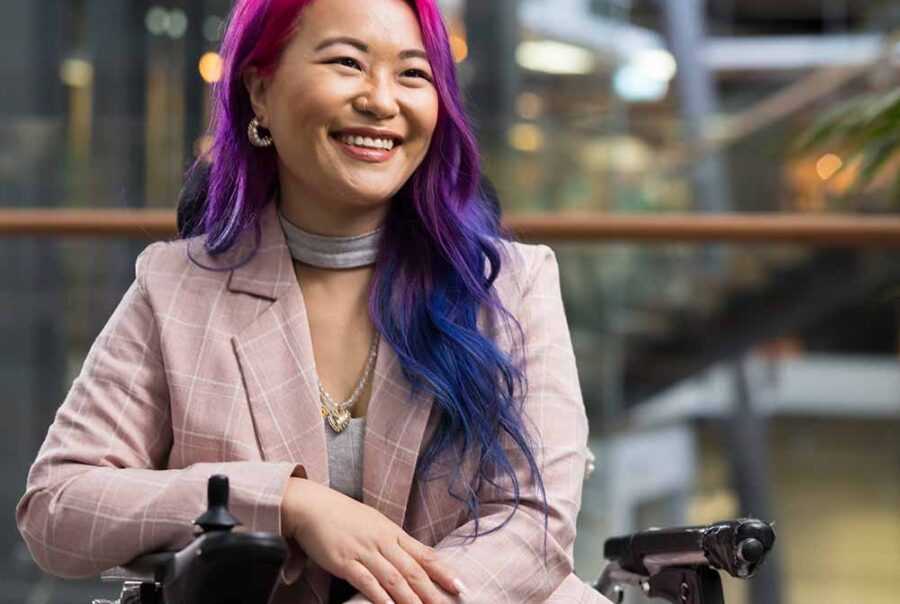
[227,202,329,487]
[232,293,330,485]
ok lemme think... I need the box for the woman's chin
[338,181,403,206]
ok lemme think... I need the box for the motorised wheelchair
[93,475,775,604]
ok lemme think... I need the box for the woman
[16,1,605,603]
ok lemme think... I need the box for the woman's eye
[403,69,432,81]
[330,57,362,70]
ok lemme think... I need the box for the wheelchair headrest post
[192,474,242,533]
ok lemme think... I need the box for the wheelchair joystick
[192,474,241,533]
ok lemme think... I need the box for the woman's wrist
[280,476,310,538]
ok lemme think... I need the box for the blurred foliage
[794,86,900,202]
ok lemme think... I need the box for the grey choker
[278,209,383,269]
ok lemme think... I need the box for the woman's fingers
[343,559,395,604]
[360,551,424,604]
[380,540,450,604]
[397,535,465,597]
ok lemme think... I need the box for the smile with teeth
[335,134,398,151]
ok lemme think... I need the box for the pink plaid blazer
[17,200,610,604]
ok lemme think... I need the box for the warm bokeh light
[516,92,544,120]
[580,136,653,174]
[754,337,805,359]
[198,52,224,84]
[447,17,468,64]
[59,58,95,88]
[508,123,545,152]
[450,34,468,63]
[816,152,843,180]
[193,135,215,160]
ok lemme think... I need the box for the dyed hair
[184,0,548,552]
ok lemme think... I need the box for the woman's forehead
[295,0,426,52]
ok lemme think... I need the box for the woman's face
[245,0,439,223]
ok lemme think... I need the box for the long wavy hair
[182,0,548,551]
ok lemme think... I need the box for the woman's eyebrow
[314,36,429,60]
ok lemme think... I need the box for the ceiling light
[631,48,677,81]
[516,40,596,75]
[613,64,669,102]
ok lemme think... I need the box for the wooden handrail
[0,209,177,237]
[1,208,899,245]
[508,213,900,245]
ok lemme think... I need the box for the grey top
[324,417,366,501]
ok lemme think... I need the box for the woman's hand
[281,477,465,604]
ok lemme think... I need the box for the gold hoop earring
[247,117,273,147]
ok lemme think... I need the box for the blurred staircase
[620,245,900,405]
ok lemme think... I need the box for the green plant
[794,86,900,202]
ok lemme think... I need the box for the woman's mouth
[329,133,401,164]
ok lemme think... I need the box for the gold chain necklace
[318,333,379,433]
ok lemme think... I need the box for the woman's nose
[354,74,400,120]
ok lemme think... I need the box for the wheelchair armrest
[594,519,775,604]
[100,552,175,584]
[603,518,775,579]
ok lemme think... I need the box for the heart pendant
[327,408,352,433]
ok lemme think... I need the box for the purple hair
[184,0,549,554]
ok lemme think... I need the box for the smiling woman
[15,1,604,604]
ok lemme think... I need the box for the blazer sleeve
[347,244,591,604]
[15,242,308,585]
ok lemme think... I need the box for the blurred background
[1,1,899,603]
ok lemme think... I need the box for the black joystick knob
[192,474,242,533]
[736,538,764,564]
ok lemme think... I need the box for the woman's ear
[243,66,270,126]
